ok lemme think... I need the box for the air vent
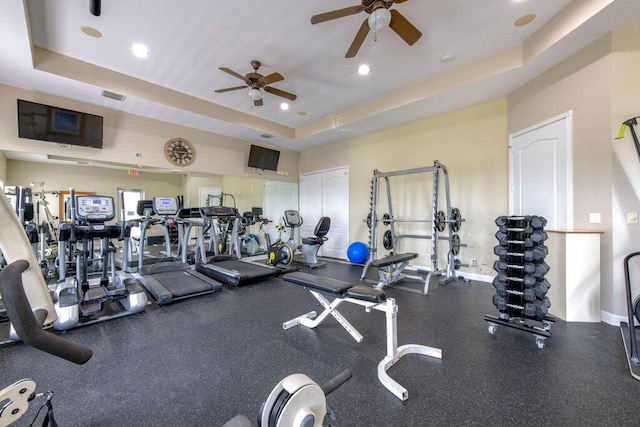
[260,133,274,139]
[101,90,126,102]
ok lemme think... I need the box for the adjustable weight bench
[362,252,431,293]
[282,271,442,401]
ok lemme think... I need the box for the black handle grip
[0,260,93,365]
[320,369,352,397]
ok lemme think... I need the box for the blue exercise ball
[347,242,369,264]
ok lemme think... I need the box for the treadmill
[136,197,222,304]
[195,206,280,287]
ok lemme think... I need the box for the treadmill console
[284,210,302,226]
[201,206,239,218]
[153,197,179,216]
[75,196,115,223]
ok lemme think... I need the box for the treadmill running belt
[149,270,215,297]
[196,260,276,287]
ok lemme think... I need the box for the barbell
[365,207,464,232]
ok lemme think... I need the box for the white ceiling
[1,0,639,153]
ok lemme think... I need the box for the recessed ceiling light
[358,64,370,76]
[514,13,536,27]
[280,102,289,111]
[131,43,150,58]
[440,54,456,63]
[81,26,102,38]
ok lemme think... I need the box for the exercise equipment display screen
[153,197,178,216]
[75,196,115,222]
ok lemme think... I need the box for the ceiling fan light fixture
[249,88,263,101]
[368,8,391,33]
[280,102,289,111]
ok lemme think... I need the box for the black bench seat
[370,252,418,268]
[283,272,385,303]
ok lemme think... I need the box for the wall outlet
[472,259,478,267]
[628,212,638,224]
[589,213,601,224]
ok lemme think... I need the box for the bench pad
[284,272,385,303]
[284,272,352,295]
[370,252,418,268]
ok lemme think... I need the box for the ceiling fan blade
[389,9,422,46]
[311,5,364,24]
[345,19,369,58]
[219,67,249,83]
[264,86,297,101]
[214,85,247,93]
[259,72,284,86]
[393,0,409,3]
[253,98,264,107]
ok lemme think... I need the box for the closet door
[299,166,349,259]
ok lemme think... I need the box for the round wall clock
[164,138,195,167]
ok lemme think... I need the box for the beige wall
[610,21,640,318]
[0,84,299,181]
[6,159,183,221]
[506,21,640,318]
[301,99,508,274]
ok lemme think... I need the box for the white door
[299,167,349,260]
[509,112,572,229]
[299,173,323,243]
[263,181,299,245]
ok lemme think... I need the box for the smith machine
[361,160,466,294]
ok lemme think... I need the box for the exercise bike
[261,219,293,266]
[223,369,351,427]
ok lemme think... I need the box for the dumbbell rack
[484,215,556,348]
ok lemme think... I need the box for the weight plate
[435,210,446,232]
[383,229,394,250]
[634,295,640,324]
[451,233,461,255]
[366,212,377,229]
[382,213,391,226]
[450,207,462,232]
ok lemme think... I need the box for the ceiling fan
[214,60,297,107]
[311,0,422,58]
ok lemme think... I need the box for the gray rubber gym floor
[1,259,639,426]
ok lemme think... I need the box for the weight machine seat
[283,272,385,303]
[301,217,331,246]
[370,252,418,268]
[196,259,278,287]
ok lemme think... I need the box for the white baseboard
[404,264,494,283]
[602,310,631,327]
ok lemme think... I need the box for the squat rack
[361,160,464,294]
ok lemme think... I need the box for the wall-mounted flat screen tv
[17,99,104,149]
[247,144,280,171]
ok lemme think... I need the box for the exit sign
[128,169,139,176]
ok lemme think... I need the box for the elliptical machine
[53,189,147,330]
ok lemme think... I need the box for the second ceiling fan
[215,60,297,107]
[311,0,422,58]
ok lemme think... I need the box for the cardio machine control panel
[201,206,238,218]
[152,197,179,216]
[284,210,302,226]
[75,196,115,223]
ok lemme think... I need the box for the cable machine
[361,160,465,294]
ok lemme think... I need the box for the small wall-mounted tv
[17,99,104,149]
[247,144,280,171]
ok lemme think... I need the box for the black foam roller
[0,260,93,365]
